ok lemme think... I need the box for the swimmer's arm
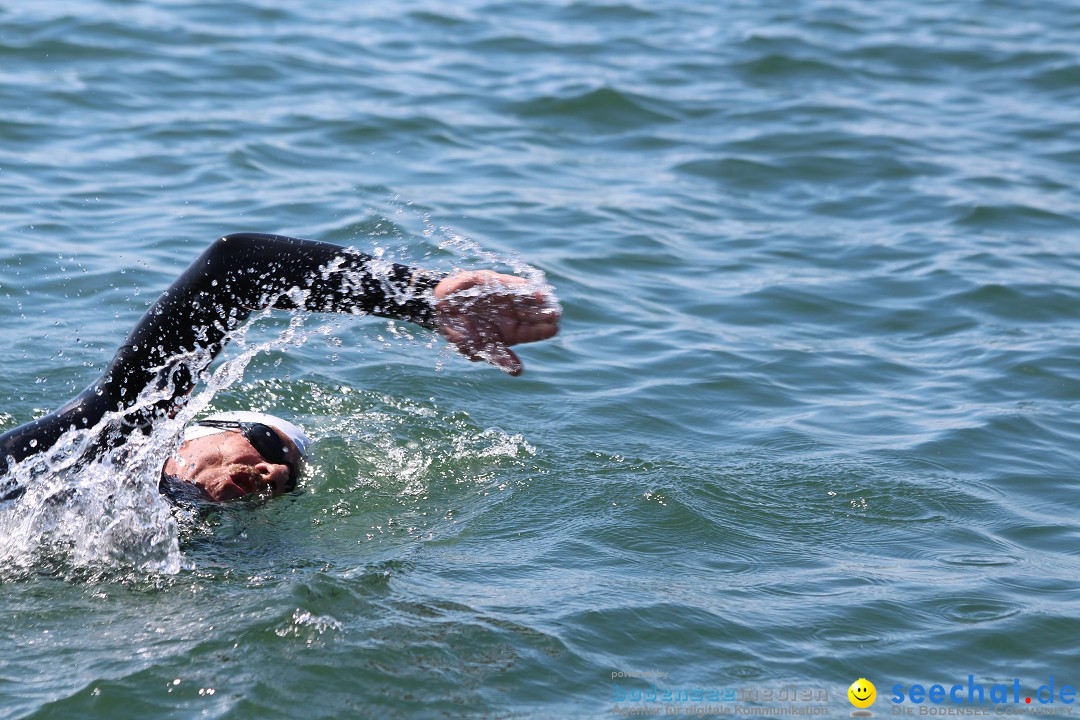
[0,233,444,468]
[98,232,448,418]
[202,234,561,377]
[0,232,560,474]
[98,230,559,418]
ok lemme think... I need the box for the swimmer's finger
[438,316,490,360]
[435,270,527,300]
[516,301,561,324]
[502,319,558,345]
[480,342,523,376]
[484,293,560,332]
[439,315,524,375]
[438,319,469,350]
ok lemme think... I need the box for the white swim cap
[183,411,311,458]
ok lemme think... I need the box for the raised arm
[100,232,447,420]
[0,233,442,475]
[0,232,559,488]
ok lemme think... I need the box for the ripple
[937,553,1021,567]
[945,282,1080,322]
[405,10,471,28]
[733,54,854,82]
[556,2,659,22]
[810,598,928,647]
[1027,63,1080,93]
[954,204,1079,232]
[507,86,678,130]
[674,157,783,187]
[930,596,1024,624]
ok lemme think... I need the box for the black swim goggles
[193,419,299,489]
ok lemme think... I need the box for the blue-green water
[2,0,1080,717]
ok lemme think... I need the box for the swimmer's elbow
[212,232,302,263]
[214,232,262,258]
[197,232,271,269]
[218,232,265,246]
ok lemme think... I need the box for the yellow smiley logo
[848,678,877,709]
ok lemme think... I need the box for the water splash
[0,220,558,579]
[0,305,297,579]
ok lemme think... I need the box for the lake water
[1,0,1079,718]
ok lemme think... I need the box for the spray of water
[0,214,558,579]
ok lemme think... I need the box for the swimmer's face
[163,427,302,502]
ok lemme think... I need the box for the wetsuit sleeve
[0,232,445,487]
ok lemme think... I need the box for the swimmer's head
[166,411,310,501]
[183,411,310,458]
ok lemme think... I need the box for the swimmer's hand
[434,270,560,376]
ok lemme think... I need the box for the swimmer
[0,233,560,503]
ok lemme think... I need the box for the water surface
[1,0,1079,717]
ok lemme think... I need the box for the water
[2,0,1079,717]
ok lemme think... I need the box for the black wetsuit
[0,233,444,502]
